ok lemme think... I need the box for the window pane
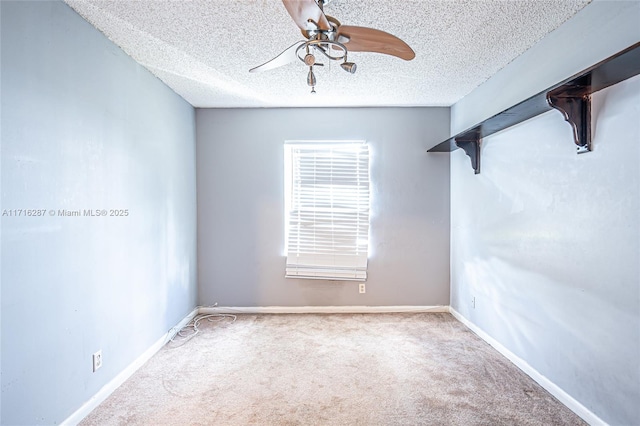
[285,141,370,281]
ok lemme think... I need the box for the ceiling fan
[249,0,415,93]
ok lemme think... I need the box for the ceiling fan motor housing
[302,15,340,40]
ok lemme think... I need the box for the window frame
[283,140,371,281]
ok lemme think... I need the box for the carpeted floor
[81,313,585,425]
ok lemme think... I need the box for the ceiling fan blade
[282,0,331,31]
[249,41,305,73]
[337,25,415,61]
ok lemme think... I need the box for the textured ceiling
[65,0,591,108]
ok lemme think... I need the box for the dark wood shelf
[428,42,640,174]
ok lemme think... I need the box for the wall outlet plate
[359,283,366,294]
[92,350,103,372]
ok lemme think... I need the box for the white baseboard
[61,308,198,426]
[199,305,449,314]
[449,308,606,426]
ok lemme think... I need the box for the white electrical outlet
[472,297,476,309]
[359,283,366,294]
[92,350,103,372]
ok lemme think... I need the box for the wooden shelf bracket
[547,76,592,154]
[455,130,481,174]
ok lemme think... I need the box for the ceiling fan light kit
[249,0,415,93]
[340,62,357,74]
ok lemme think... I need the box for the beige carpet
[81,313,585,425]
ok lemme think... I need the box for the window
[284,141,370,281]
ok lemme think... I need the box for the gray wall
[197,108,450,307]
[1,1,197,424]
[450,1,640,424]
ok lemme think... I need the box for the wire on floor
[168,305,236,348]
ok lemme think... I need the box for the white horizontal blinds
[286,142,370,281]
